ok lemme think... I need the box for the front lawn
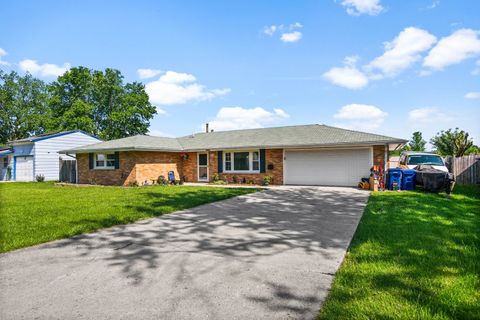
[319,185,480,320]
[0,182,257,253]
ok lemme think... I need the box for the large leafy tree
[408,131,427,151]
[0,71,50,144]
[430,128,474,157]
[48,67,156,140]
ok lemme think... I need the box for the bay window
[224,151,260,172]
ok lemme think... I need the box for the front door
[197,153,209,182]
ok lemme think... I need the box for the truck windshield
[407,155,444,166]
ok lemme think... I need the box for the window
[95,153,115,169]
[224,151,260,172]
[234,152,249,170]
[407,154,444,166]
[3,157,8,168]
[225,152,232,171]
[252,151,259,171]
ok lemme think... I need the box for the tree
[430,128,474,157]
[48,67,156,139]
[408,131,426,151]
[0,71,50,144]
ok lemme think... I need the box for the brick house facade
[77,146,385,186]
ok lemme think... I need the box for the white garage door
[285,148,372,186]
[15,156,34,181]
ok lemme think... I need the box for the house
[61,124,406,187]
[0,130,101,182]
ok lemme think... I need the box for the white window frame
[223,150,260,173]
[94,152,115,170]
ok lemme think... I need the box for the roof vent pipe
[205,123,209,133]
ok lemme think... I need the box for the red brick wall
[77,152,137,186]
[135,151,182,185]
[208,149,284,185]
[78,147,384,186]
[181,152,197,183]
[78,151,181,186]
[373,145,386,167]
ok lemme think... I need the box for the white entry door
[197,153,209,182]
[15,156,34,181]
[284,148,372,186]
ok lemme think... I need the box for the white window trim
[93,152,116,170]
[223,150,260,173]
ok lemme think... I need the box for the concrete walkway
[0,187,369,320]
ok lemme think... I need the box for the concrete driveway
[0,187,369,320]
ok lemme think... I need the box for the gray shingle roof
[62,124,407,153]
[63,135,183,153]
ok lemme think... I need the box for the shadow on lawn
[321,189,480,319]
[45,187,368,317]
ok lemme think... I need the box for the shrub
[263,175,273,186]
[128,180,139,187]
[35,174,45,182]
[211,180,226,185]
[212,173,221,182]
[157,175,167,185]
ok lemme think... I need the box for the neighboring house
[62,124,406,187]
[0,130,101,182]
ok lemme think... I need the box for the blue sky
[1,0,479,145]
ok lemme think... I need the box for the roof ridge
[179,123,321,137]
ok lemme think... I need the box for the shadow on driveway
[0,187,369,319]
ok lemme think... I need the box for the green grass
[319,185,480,320]
[0,182,257,253]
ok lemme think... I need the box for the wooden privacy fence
[59,159,76,183]
[446,154,480,185]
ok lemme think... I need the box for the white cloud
[290,22,303,29]
[427,1,440,9]
[367,27,437,77]
[263,25,277,36]
[408,107,453,123]
[19,59,70,77]
[208,107,289,131]
[334,103,387,130]
[423,29,480,71]
[323,56,369,89]
[341,0,384,16]
[145,71,230,106]
[263,22,303,42]
[0,48,9,66]
[137,68,162,79]
[465,91,480,99]
[280,31,303,43]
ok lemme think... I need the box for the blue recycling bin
[388,168,402,190]
[401,169,416,191]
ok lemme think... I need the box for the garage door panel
[285,149,372,186]
[15,156,34,181]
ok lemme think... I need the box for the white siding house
[0,130,101,182]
